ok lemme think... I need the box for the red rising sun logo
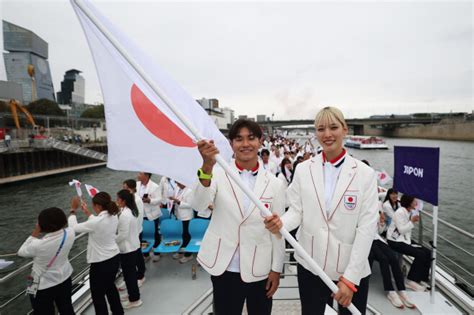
[130,84,196,148]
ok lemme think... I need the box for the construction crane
[8,99,37,129]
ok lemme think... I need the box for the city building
[196,98,235,130]
[57,69,85,105]
[2,20,55,104]
[256,114,266,122]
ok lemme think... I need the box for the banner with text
[394,146,440,205]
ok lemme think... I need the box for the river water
[0,137,472,307]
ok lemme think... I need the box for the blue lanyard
[46,229,67,268]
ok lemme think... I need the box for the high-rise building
[57,69,85,105]
[2,20,55,103]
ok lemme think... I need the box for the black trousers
[120,251,140,302]
[369,240,405,291]
[387,240,431,283]
[181,220,192,257]
[143,217,161,256]
[135,247,146,280]
[297,264,370,315]
[30,277,75,315]
[90,255,124,315]
[211,271,272,315]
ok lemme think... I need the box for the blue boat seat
[154,219,183,254]
[141,220,155,254]
[184,218,210,253]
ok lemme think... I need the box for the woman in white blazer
[382,188,400,226]
[265,106,379,315]
[68,192,123,315]
[191,119,286,315]
[387,194,431,292]
[169,183,194,263]
[18,207,75,315]
[116,189,142,309]
[277,157,293,189]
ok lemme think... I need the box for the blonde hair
[314,106,347,129]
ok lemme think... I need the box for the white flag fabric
[85,184,100,197]
[376,169,392,186]
[71,0,233,186]
[68,179,83,197]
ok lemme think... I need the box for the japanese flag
[376,169,392,186]
[85,184,100,197]
[68,179,83,197]
[71,0,233,187]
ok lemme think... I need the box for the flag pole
[72,1,360,313]
[430,205,438,303]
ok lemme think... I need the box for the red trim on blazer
[197,238,222,269]
[251,245,270,278]
[225,172,244,218]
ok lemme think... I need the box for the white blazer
[174,187,194,221]
[281,154,379,285]
[137,180,162,220]
[18,227,75,290]
[382,200,400,222]
[116,207,141,254]
[190,163,286,283]
[387,207,414,245]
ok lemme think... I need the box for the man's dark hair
[123,179,137,191]
[261,149,270,157]
[228,119,263,141]
[38,207,67,233]
[144,172,152,178]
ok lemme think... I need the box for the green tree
[81,104,105,119]
[27,98,64,116]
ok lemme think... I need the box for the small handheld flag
[68,179,83,197]
[85,184,100,197]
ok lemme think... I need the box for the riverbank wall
[0,145,107,184]
[363,120,474,141]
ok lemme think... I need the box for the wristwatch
[197,168,213,180]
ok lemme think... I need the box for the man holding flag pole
[70,0,364,313]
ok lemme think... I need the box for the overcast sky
[1,0,472,119]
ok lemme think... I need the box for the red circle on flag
[348,197,353,202]
[130,84,196,148]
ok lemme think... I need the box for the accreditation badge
[343,195,357,210]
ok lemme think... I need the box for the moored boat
[345,136,389,150]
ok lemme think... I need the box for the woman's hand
[411,215,420,223]
[332,280,354,308]
[264,213,283,234]
[266,271,280,298]
[71,196,81,211]
[31,223,41,238]
[81,200,92,217]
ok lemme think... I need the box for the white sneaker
[152,254,161,262]
[116,280,126,292]
[398,291,416,309]
[120,295,129,302]
[172,253,183,260]
[406,280,427,292]
[387,291,404,308]
[179,255,193,264]
[137,277,145,287]
[143,255,151,263]
[122,299,143,309]
[288,265,297,274]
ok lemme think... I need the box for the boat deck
[80,252,463,315]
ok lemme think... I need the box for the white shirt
[134,193,144,233]
[227,169,257,273]
[18,227,75,290]
[262,160,277,175]
[387,207,414,245]
[116,207,140,254]
[68,211,120,263]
